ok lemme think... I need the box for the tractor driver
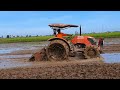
[56,29,72,38]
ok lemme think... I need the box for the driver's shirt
[56,32,67,38]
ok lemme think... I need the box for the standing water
[101,53,120,63]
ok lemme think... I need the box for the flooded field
[103,38,120,45]
[0,41,49,54]
[0,38,120,79]
[0,38,120,69]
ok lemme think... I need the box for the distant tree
[26,35,28,37]
[6,35,10,38]
[29,35,31,37]
[36,35,38,37]
[92,32,96,34]
[107,31,110,33]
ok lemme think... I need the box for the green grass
[82,32,120,38]
[0,36,54,44]
[0,32,120,44]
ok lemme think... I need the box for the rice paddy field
[0,31,120,79]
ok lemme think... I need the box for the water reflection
[101,53,120,63]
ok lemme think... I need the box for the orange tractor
[29,23,102,61]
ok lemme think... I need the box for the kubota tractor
[29,23,102,61]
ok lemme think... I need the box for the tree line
[0,35,41,38]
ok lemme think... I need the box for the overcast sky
[0,11,120,37]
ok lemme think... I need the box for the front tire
[83,46,100,59]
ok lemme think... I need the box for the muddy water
[0,42,49,69]
[0,38,120,69]
[0,41,49,54]
[0,54,31,59]
[0,54,32,69]
[104,38,120,45]
[0,59,32,69]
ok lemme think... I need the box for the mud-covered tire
[46,39,70,61]
[69,51,76,57]
[83,46,100,59]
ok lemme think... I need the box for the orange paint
[71,36,93,46]
[56,32,67,38]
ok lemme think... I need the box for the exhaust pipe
[80,25,81,36]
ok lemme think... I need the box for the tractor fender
[48,37,71,51]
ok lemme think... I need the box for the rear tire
[46,40,70,61]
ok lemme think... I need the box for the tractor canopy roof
[49,23,79,29]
